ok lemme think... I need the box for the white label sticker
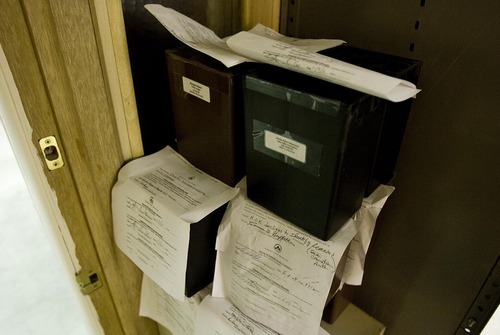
[264,131,307,163]
[182,76,210,102]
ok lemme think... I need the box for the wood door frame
[0,43,104,334]
[0,1,154,334]
[90,0,143,161]
[1,1,273,334]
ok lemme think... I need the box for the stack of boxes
[165,45,420,293]
[165,48,249,296]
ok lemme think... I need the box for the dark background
[122,1,500,334]
[287,1,500,334]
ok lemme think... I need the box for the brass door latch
[38,136,64,171]
[76,270,102,295]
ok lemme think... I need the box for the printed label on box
[182,76,210,103]
[264,131,307,163]
[252,120,322,177]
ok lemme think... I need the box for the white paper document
[145,4,250,67]
[112,146,238,301]
[341,185,395,286]
[226,31,419,102]
[145,5,343,68]
[195,296,329,335]
[240,23,345,54]
[145,4,420,102]
[140,274,211,335]
[212,179,362,335]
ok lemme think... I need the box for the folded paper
[112,146,238,300]
[211,178,394,334]
[145,4,420,102]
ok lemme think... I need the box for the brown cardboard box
[166,47,251,186]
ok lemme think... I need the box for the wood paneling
[0,1,157,334]
[242,0,281,31]
[90,0,144,161]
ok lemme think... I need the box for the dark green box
[243,60,386,240]
[319,46,421,195]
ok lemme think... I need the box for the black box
[243,47,419,240]
[319,46,422,195]
[244,66,383,240]
[184,206,225,297]
[166,47,250,187]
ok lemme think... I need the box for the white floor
[483,305,500,335]
[0,122,91,335]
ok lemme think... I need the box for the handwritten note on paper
[243,23,345,53]
[226,31,420,102]
[140,274,211,335]
[112,146,238,301]
[194,296,330,335]
[144,5,420,102]
[144,5,343,67]
[212,179,360,335]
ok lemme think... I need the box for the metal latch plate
[76,270,102,295]
[38,136,64,171]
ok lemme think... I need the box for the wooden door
[0,1,155,334]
